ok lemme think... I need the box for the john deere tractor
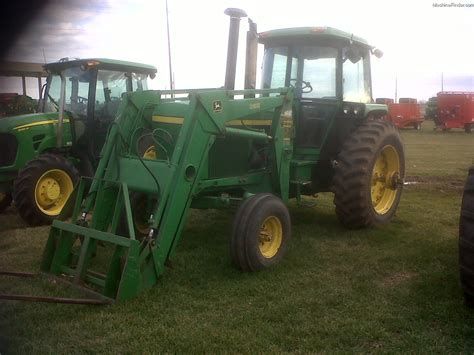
[2,10,405,304]
[0,58,156,224]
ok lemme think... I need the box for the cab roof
[43,58,157,75]
[258,27,370,48]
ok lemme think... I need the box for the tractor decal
[14,119,70,131]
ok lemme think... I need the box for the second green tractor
[0,58,157,225]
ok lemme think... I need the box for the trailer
[376,97,424,130]
[437,92,474,132]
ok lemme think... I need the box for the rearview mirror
[344,48,362,64]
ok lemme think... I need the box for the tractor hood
[0,110,73,176]
[0,112,60,133]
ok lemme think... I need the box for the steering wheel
[77,96,88,104]
[289,78,313,94]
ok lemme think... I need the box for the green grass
[403,120,474,178]
[1,120,474,353]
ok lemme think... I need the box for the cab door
[91,70,132,159]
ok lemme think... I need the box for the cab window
[343,47,371,103]
[262,45,337,99]
[94,70,129,121]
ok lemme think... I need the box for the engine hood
[0,112,61,133]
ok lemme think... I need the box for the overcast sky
[2,0,473,100]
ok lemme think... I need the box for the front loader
[1,9,405,304]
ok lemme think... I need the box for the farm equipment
[459,167,474,307]
[0,58,157,223]
[0,93,37,117]
[1,9,405,304]
[376,97,424,130]
[436,92,474,132]
[424,96,438,122]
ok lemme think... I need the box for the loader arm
[41,87,294,301]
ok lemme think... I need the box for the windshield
[262,44,371,102]
[44,68,153,119]
[262,46,337,99]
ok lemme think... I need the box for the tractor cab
[41,58,157,161]
[259,27,386,190]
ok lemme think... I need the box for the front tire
[13,154,79,225]
[231,193,291,272]
[459,167,474,307]
[333,120,405,228]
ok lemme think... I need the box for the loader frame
[39,88,294,301]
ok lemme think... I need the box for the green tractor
[3,9,405,304]
[0,58,157,224]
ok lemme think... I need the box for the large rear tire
[333,120,405,228]
[459,167,474,307]
[231,193,291,272]
[13,154,79,226]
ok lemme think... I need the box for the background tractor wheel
[333,120,405,228]
[414,122,422,130]
[0,192,12,213]
[231,193,291,272]
[13,154,79,226]
[459,167,474,307]
[465,124,472,133]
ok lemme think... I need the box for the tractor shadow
[0,206,28,233]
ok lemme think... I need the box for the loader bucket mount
[1,176,145,304]
[40,176,147,303]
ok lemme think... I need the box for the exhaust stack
[244,18,258,97]
[224,8,247,90]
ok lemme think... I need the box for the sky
[2,0,473,100]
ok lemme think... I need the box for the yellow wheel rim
[34,169,74,216]
[143,146,156,160]
[259,216,283,258]
[371,145,400,215]
[0,192,5,202]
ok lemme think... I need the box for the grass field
[1,120,474,353]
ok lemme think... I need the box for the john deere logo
[213,100,223,113]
